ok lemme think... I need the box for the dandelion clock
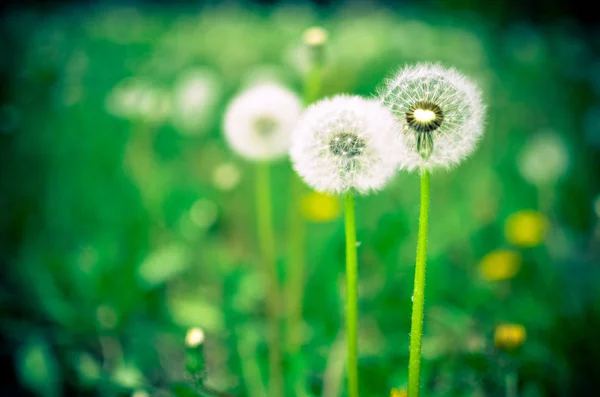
[291,95,401,194]
[223,81,301,397]
[380,63,485,170]
[291,94,401,397]
[224,82,302,160]
[379,63,486,397]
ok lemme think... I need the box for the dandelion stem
[286,174,306,353]
[408,168,430,397]
[506,370,518,397]
[344,193,359,397]
[286,57,323,354]
[255,162,283,397]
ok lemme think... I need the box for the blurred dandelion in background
[224,82,302,160]
[185,328,205,348]
[518,132,569,187]
[212,162,242,191]
[172,68,222,135]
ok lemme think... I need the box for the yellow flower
[478,250,521,281]
[504,210,548,247]
[494,323,526,351]
[301,192,341,222]
[390,389,408,397]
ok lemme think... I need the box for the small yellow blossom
[494,323,526,351]
[505,210,548,247]
[390,388,408,397]
[478,250,521,281]
[301,192,341,222]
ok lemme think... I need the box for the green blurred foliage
[1,3,600,397]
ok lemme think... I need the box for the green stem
[286,174,306,353]
[407,169,430,397]
[344,194,359,397]
[304,65,323,105]
[286,60,323,355]
[255,162,283,397]
[236,326,267,397]
[506,370,518,397]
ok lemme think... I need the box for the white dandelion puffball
[380,63,485,171]
[518,132,569,186]
[290,95,401,195]
[172,68,222,135]
[105,78,171,124]
[223,82,302,160]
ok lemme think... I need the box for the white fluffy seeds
[290,95,401,195]
[518,132,569,186]
[380,63,485,171]
[223,82,302,160]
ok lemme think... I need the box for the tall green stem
[255,162,283,397]
[407,169,430,397]
[286,59,323,354]
[344,194,359,397]
[286,174,306,352]
[506,370,518,397]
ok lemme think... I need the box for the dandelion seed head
[379,63,485,170]
[303,26,328,47]
[290,95,400,195]
[224,82,302,160]
[185,327,205,348]
[172,68,222,135]
[518,131,569,186]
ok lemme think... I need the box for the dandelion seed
[224,82,302,160]
[290,95,401,194]
[379,63,485,170]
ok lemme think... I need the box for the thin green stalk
[407,169,430,397]
[286,174,306,352]
[344,194,359,397]
[286,61,323,354]
[304,65,323,106]
[506,370,518,397]
[255,162,283,397]
[236,326,267,397]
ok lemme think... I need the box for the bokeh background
[1,1,599,396]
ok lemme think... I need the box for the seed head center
[253,116,278,136]
[413,108,436,123]
[406,101,444,133]
[329,132,366,159]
